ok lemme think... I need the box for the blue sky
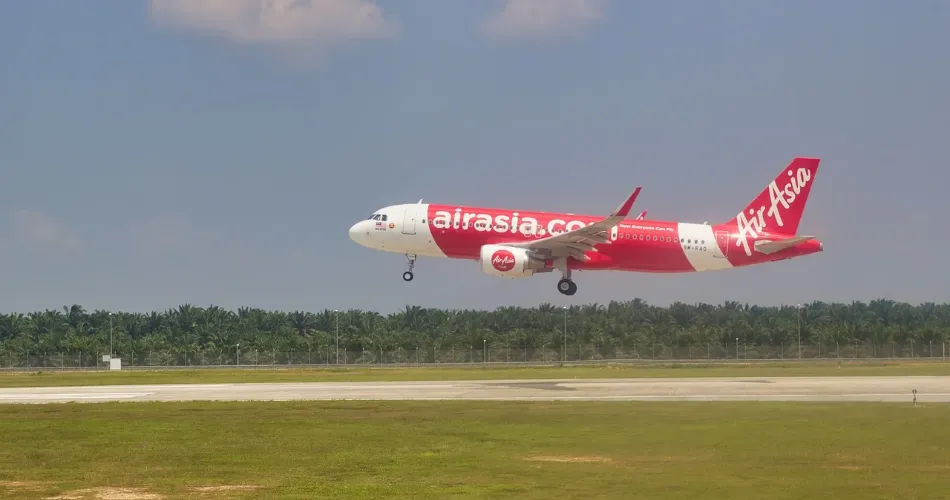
[1,0,948,314]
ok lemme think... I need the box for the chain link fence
[1,341,948,370]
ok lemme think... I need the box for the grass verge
[1,360,950,388]
[1,400,949,499]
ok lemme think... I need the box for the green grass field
[2,359,950,388]
[1,400,948,499]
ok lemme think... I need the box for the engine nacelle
[479,244,548,278]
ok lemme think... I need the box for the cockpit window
[381,214,387,221]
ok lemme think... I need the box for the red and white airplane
[349,157,823,296]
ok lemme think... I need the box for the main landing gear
[403,252,417,282]
[555,259,577,295]
[557,278,577,296]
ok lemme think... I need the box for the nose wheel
[557,278,577,296]
[403,253,417,282]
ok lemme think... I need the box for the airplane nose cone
[349,221,369,246]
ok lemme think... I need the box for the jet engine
[479,244,549,278]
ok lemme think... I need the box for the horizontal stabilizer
[753,235,815,255]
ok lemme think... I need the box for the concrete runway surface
[1,376,949,404]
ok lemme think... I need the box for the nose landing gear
[403,253,417,281]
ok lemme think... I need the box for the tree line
[0,299,947,357]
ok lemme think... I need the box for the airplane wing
[754,235,816,255]
[504,187,641,261]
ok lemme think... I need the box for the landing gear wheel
[403,252,417,282]
[557,278,577,296]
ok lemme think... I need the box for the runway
[1,376,949,404]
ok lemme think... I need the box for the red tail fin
[725,157,820,236]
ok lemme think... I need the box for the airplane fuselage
[348,157,824,295]
[349,203,822,274]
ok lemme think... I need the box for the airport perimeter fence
[1,341,949,370]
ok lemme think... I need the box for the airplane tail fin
[725,157,820,236]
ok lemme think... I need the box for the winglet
[611,187,641,218]
[636,210,647,220]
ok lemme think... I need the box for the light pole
[796,304,802,359]
[334,309,340,364]
[562,306,568,362]
[735,337,739,360]
[483,339,486,362]
[108,312,113,358]
[236,343,240,366]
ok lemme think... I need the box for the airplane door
[402,206,417,235]
[713,230,728,258]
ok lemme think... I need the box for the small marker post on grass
[913,389,918,406]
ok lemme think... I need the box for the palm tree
[3,299,950,362]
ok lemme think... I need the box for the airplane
[348,157,823,296]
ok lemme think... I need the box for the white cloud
[9,209,82,253]
[148,0,398,47]
[482,0,605,39]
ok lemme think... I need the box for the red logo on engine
[490,249,516,272]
